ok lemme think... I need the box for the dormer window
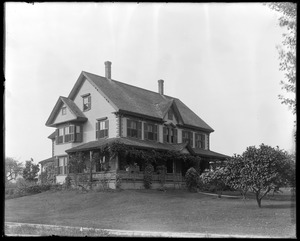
[82,94,91,111]
[61,107,67,115]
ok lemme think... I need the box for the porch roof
[65,137,192,154]
[39,157,55,165]
[192,148,229,159]
[65,137,229,160]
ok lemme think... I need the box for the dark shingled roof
[192,148,230,159]
[48,131,56,139]
[67,71,214,132]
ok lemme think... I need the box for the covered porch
[64,137,228,189]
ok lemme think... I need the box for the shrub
[144,164,154,189]
[65,175,72,189]
[185,167,199,192]
[115,174,122,189]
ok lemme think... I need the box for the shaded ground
[5,189,296,238]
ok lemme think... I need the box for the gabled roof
[67,71,214,132]
[46,96,88,127]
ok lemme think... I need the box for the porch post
[89,151,93,188]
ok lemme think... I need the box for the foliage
[5,157,23,182]
[115,174,122,189]
[22,158,40,182]
[185,167,199,192]
[68,152,88,187]
[40,162,56,184]
[157,165,167,189]
[225,143,295,207]
[144,164,154,189]
[200,168,227,197]
[266,2,296,115]
[223,155,249,199]
[65,175,72,189]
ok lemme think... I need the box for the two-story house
[41,61,228,188]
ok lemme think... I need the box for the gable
[45,96,87,127]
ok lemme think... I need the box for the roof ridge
[82,71,175,100]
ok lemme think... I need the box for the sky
[5,2,296,164]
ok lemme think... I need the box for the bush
[185,167,199,192]
[144,164,154,189]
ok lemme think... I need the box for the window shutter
[88,95,91,109]
[137,122,142,139]
[105,120,109,137]
[96,122,99,139]
[174,129,178,144]
[55,129,59,144]
[144,123,148,140]
[190,132,193,146]
[163,127,167,143]
[70,125,75,142]
[55,158,59,175]
[154,125,158,141]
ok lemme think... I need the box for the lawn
[5,189,296,238]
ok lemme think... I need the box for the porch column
[89,151,93,186]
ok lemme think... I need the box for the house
[41,61,228,188]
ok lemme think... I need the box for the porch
[68,170,185,190]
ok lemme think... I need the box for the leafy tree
[225,144,295,207]
[200,167,227,197]
[266,2,296,115]
[5,157,23,182]
[22,158,40,182]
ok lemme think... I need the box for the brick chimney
[105,61,112,79]
[158,79,164,95]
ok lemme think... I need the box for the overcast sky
[5,2,296,164]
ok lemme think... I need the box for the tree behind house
[5,157,23,183]
[22,158,40,182]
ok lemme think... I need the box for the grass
[5,188,296,238]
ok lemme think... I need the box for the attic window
[82,94,91,111]
[61,107,67,115]
[168,109,173,120]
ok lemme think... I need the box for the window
[195,133,206,149]
[57,156,68,175]
[56,124,83,144]
[61,107,66,115]
[163,126,177,143]
[96,119,109,139]
[168,109,173,120]
[182,130,193,146]
[82,94,91,111]
[127,119,142,139]
[57,128,64,144]
[144,123,158,141]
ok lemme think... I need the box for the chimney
[158,79,164,95]
[105,61,112,79]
